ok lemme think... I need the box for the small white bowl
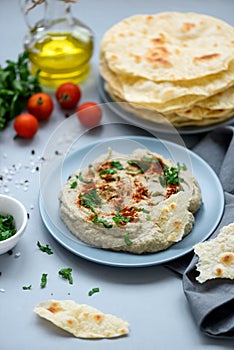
[0,194,28,255]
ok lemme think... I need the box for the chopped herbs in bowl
[0,194,28,255]
[0,214,17,241]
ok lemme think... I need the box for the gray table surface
[0,1,233,349]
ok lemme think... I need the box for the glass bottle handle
[18,0,46,31]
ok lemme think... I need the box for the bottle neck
[44,0,73,29]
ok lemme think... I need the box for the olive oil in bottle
[29,32,93,87]
[21,0,93,88]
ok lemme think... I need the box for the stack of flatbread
[100,12,234,127]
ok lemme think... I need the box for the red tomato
[77,102,102,127]
[55,82,82,109]
[14,113,39,138]
[27,92,54,121]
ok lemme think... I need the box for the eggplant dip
[59,148,202,254]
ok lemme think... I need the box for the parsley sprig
[160,163,186,186]
[37,241,53,255]
[0,51,41,130]
[58,267,73,284]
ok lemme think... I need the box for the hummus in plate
[59,148,202,254]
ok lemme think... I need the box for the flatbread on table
[194,222,234,283]
[34,300,129,339]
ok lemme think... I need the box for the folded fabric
[165,126,234,339]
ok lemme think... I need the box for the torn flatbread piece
[194,222,234,283]
[34,300,129,339]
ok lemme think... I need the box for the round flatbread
[101,12,234,81]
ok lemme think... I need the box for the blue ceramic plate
[39,136,224,267]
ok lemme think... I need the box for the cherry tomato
[77,102,102,127]
[27,92,54,121]
[14,113,39,138]
[55,82,82,109]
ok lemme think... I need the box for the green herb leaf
[160,163,186,187]
[99,168,117,176]
[58,267,73,284]
[40,273,48,288]
[141,156,159,164]
[127,159,149,173]
[80,189,102,212]
[112,211,130,226]
[78,172,93,184]
[37,241,53,255]
[70,181,78,189]
[88,287,100,296]
[22,285,32,290]
[110,161,123,170]
[124,234,132,246]
[141,208,150,214]
[92,214,113,228]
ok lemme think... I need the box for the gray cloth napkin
[165,125,234,339]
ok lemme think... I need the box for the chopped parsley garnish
[141,156,159,164]
[80,189,102,210]
[77,172,93,184]
[0,214,16,241]
[40,273,48,288]
[128,156,161,174]
[58,267,73,284]
[112,211,130,225]
[70,181,78,189]
[124,234,132,246]
[80,190,113,228]
[99,168,117,176]
[88,287,100,296]
[37,241,53,255]
[99,160,123,177]
[110,161,123,170]
[127,159,149,173]
[141,208,150,214]
[22,285,32,290]
[160,163,185,186]
[92,214,113,228]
